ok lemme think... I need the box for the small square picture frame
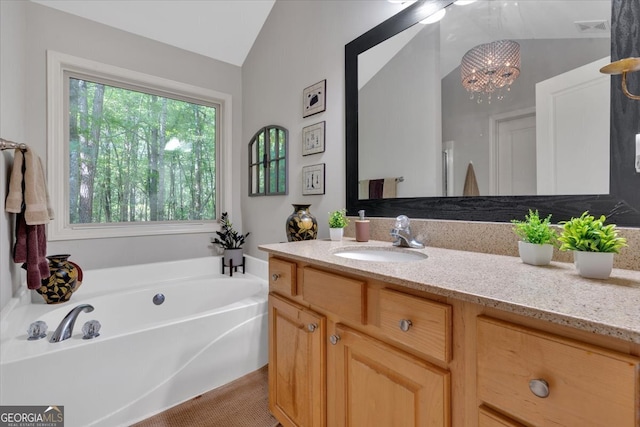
[302,121,326,156]
[302,163,325,195]
[303,79,326,118]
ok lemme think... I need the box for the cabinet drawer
[378,288,451,362]
[302,267,366,324]
[478,406,525,427]
[477,316,640,427]
[269,258,297,296]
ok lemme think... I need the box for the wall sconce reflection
[600,57,640,101]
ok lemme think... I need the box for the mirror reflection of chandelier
[460,39,521,104]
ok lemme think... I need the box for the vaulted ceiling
[30,0,276,67]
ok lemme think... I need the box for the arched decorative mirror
[345,0,640,226]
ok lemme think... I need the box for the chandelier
[460,40,521,103]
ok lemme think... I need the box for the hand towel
[359,180,370,200]
[463,162,480,196]
[5,148,24,213]
[369,179,384,199]
[382,178,397,199]
[13,211,49,290]
[5,148,54,224]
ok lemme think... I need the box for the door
[269,293,326,427]
[328,324,450,427]
[495,113,537,195]
[536,56,610,195]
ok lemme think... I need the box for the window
[68,77,217,224]
[249,125,288,196]
[47,51,233,240]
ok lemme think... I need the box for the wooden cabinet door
[328,324,450,427]
[269,293,326,427]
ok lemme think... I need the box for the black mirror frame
[345,0,640,226]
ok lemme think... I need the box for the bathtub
[0,256,269,427]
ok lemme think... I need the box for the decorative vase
[573,251,614,279]
[37,254,83,304]
[286,204,318,241]
[223,248,244,267]
[518,241,553,266]
[329,228,344,241]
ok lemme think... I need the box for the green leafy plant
[212,212,250,249]
[328,209,349,229]
[558,211,627,253]
[511,209,557,245]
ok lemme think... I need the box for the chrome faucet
[390,215,424,249]
[50,304,94,343]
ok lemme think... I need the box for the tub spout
[50,304,94,343]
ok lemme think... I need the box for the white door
[536,57,610,195]
[496,114,537,195]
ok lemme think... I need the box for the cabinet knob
[307,323,318,333]
[329,335,341,345]
[399,319,413,332]
[271,273,280,281]
[529,379,550,398]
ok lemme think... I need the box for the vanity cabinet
[268,257,452,427]
[267,254,640,427]
[329,323,450,427]
[268,293,326,427]
[476,316,640,427]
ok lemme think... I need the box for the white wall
[0,2,244,309]
[1,0,28,310]
[242,0,402,259]
[359,24,442,197]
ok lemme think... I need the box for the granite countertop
[259,239,640,344]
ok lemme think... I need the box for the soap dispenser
[355,210,370,242]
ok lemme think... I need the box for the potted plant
[212,212,250,267]
[328,209,349,241]
[511,210,557,266]
[558,211,627,279]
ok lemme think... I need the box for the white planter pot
[223,248,244,267]
[573,251,614,279]
[518,241,553,266]
[329,228,344,241]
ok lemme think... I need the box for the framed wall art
[302,163,325,195]
[303,79,326,117]
[302,121,325,156]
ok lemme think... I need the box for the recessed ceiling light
[454,0,477,5]
[420,8,446,24]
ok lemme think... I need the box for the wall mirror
[345,0,640,226]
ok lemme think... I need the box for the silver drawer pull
[329,335,341,345]
[307,323,318,333]
[271,273,280,281]
[529,379,550,398]
[399,319,413,332]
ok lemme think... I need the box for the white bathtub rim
[0,256,268,364]
[0,282,267,365]
[1,255,266,320]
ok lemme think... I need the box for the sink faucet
[390,215,424,249]
[50,304,94,343]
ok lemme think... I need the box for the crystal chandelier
[460,40,521,104]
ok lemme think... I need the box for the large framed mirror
[345,0,640,226]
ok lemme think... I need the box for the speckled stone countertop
[259,239,640,344]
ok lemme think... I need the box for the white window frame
[46,51,233,241]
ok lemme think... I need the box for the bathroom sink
[332,247,427,262]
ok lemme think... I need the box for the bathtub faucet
[50,304,94,343]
